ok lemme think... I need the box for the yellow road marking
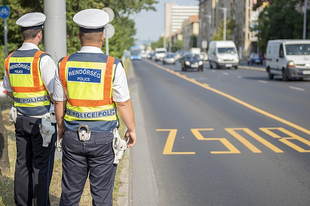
[260,128,310,153]
[191,128,240,154]
[157,129,195,155]
[226,128,283,153]
[147,60,310,136]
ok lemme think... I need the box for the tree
[189,35,197,48]
[64,0,158,56]
[253,0,310,52]
[211,18,235,41]
[0,0,158,173]
[151,36,165,50]
[171,40,183,52]
[0,0,158,79]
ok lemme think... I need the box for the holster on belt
[112,128,128,164]
[78,124,91,141]
[40,112,56,147]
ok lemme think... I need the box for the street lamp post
[199,8,204,48]
[219,7,227,41]
[205,15,211,43]
[303,0,307,39]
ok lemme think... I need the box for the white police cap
[16,12,46,30]
[73,9,109,33]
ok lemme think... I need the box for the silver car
[163,53,177,65]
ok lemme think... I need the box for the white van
[208,41,239,69]
[266,39,310,81]
[154,48,167,61]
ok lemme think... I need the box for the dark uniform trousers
[59,130,116,206]
[14,115,56,206]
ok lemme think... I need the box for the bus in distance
[130,46,142,60]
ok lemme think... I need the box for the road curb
[117,60,135,206]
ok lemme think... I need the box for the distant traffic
[131,39,310,81]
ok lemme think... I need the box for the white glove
[9,107,17,124]
[40,113,55,147]
[112,129,127,164]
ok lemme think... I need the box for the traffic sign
[105,23,115,39]
[202,40,208,49]
[0,5,10,19]
[102,7,114,22]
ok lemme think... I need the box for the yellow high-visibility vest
[59,53,118,122]
[5,49,51,115]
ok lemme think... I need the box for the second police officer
[3,12,57,205]
[53,9,137,205]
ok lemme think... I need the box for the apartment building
[165,3,199,39]
[198,0,257,59]
[182,15,200,51]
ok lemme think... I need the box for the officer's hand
[125,130,137,148]
[58,125,65,140]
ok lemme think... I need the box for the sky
[131,0,198,45]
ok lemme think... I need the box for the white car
[154,48,167,61]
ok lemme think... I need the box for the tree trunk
[0,105,10,175]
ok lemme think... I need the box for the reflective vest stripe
[104,56,114,102]
[5,51,47,93]
[32,51,44,87]
[59,55,115,107]
[59,55,70,100]
[4,52,14,79]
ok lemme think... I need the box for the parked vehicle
[163,53,177,65]
[266,39,310,81]
[154,48,167,61]
[247,53,263,65]
[208,41,239,69]
[180,53,204,71]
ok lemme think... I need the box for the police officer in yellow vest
[3,12,57,205]
[53,9,137,205]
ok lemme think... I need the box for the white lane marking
[223,72,229,75]
[212,70,216,73]
[237,76,242,78]
[258,80,268,84]
[289,86,305,91]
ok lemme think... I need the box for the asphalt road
[129,59,310,206]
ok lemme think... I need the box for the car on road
[180,53,204,71]
[154,48,167,61]
[247,53,263,65]
[208,40,239,69]
[147,52,155,59]
[266,39,310,81]
[163,53,177,65]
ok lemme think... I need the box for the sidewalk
[117,60,159,206]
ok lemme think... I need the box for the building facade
[198,0,257,59]
[165,3,199,39]
[182,15,200,51]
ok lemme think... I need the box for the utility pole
[303,0,308,39]
[44,0,67,63]
[219,7,227,41]
[206,15,211,43]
